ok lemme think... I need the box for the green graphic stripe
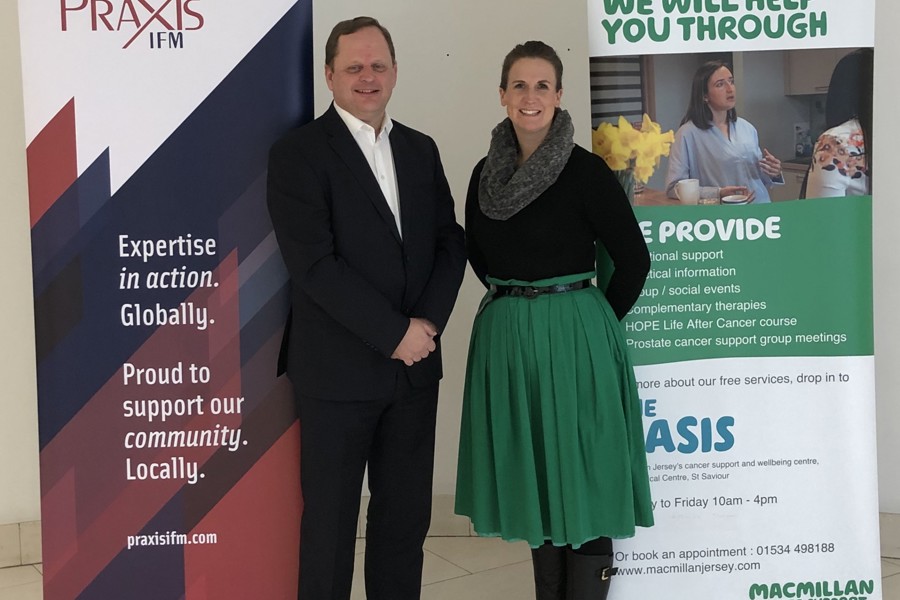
[611,197,873,366]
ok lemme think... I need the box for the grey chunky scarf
[479,108,575,220]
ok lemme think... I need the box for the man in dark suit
[266,16,466,600]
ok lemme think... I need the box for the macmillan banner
[616,200,879,597]
[18,1,312,598]
[587,1,881,598]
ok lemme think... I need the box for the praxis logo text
[60,0,204,49]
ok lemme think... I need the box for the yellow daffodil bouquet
[592,114,674,202]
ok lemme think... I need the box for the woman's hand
[759,148,782,178]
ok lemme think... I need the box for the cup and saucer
[721,194,750,205]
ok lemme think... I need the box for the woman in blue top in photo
[666,60,783,204]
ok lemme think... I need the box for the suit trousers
[295,376,439,600]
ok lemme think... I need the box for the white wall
[0,0,40,526]
[872,7,900,513]
[1,0,898,524]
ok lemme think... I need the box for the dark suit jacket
[267,105,466,401]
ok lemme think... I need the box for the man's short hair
[325,16,395,68]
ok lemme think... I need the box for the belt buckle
[522,286,539,299]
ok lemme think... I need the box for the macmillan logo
[60,0,205,50]
[748,579,875,599]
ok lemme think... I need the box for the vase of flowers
[592,114,674,204]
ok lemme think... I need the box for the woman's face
[499,57,562,139]
[705,66,736,113]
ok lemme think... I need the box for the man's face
[325,27,397,131]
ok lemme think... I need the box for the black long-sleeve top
[465,145,651,320]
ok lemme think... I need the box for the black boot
[531,542,567,600]
[566,552,616,600]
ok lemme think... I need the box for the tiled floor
[0,564,41,600]
[2,542,899,600]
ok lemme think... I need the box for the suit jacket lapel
[322,106,402,245]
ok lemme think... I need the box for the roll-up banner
[18,2,312,598]
[588,1,881,598]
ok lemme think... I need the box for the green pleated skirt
[455,272,654,548]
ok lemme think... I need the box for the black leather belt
[491,278,592,300]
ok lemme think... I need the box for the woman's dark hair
[325,16,395,69]
[500,41,563,91]
[825,48,874,185]
[680,60,737,129]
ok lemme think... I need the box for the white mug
[674,179,700,205]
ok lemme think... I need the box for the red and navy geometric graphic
[27,3,312,598]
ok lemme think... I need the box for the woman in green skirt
[454,41,654,600]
